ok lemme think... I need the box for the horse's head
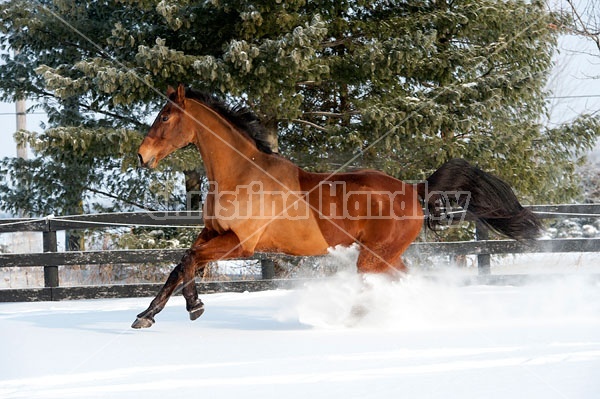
[138,84,195,168]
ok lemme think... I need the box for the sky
[546,35,600,157]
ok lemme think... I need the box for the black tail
[416,159,542,240]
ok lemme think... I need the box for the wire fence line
[2,204,599,231]
[0,204,599,302]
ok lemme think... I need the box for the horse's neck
[188,100,264,186]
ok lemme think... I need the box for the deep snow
[1,269,600,399]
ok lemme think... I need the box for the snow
[1,270,600,399]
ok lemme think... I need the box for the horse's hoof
[189,303,205,321]
[131,317,155,329]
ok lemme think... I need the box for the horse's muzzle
[137,153,155,169]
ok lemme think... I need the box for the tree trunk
[264,118,279,153]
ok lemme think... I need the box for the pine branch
[34,89,145,127]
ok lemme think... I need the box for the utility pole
[15,98,27,159]
[14,59,42,256]
[14,46,28,160]
[14,97,40,256]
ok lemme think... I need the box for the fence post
[261,257,275,280]
[475,221,490,275]
[43,227,59,290]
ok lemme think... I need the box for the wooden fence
[1,204,599,302]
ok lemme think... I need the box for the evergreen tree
[0,0,598,219]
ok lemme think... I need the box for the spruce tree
[0,0,598,219]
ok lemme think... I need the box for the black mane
[182,88,273,154]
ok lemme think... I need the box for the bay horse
[132,84,541,328]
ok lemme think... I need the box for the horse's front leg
[131,262,185,328]
[131,228,218,329]
[180,255,207,321]
[179,231,246,322]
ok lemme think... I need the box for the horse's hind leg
[131,263,184,329]
[355,216,420,276]
[356,249,407,276]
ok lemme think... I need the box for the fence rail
[1,204,599,302]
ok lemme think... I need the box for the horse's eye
[161,115,170,122]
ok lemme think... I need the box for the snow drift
[1,261,600,399]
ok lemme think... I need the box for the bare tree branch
[291,118,329,132]
[566,0,600,52]
[302,111,361,118]
[85,186,157,211]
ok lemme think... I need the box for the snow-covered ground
[1,270,599,399]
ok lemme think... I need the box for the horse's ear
[176,83,186,106]
[166,84,186,108]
